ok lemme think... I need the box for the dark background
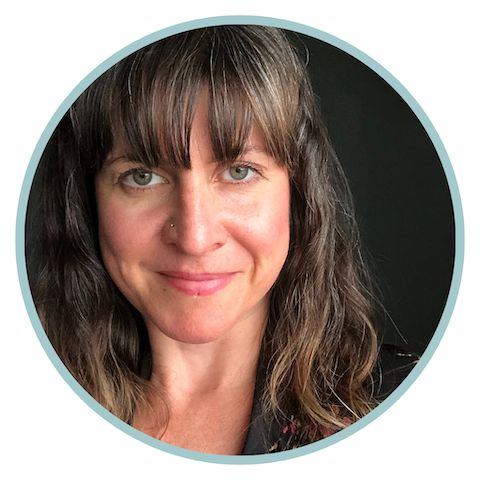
[288,32,455,354]
[26,32,456,357]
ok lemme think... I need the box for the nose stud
[170,223,175,228]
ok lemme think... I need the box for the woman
[27,25,418,455]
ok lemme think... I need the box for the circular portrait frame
[16,15,463,464]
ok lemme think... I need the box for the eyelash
[117,162,262,192]
[221,162,262,185]
[118,169,167,192]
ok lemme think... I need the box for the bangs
[74,26,301,173]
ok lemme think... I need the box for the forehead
[105,101,271,170]
[85,28,300,174]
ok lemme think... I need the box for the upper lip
[159,271,235,281]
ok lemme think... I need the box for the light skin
[95,99,291,453]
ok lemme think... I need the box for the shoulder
[372,343,420,401]
[243,343,420,454]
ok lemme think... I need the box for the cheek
[96,197,163,268]
[234,186,290,270]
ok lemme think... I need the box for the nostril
[163,210,228,256]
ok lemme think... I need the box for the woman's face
[95,101,290,345]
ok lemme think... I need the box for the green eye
[123,170,166,187]
[132,171,153,185]
[223,166,256,182]
[229,167,248,180]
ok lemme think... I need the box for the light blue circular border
[16,15,464,465]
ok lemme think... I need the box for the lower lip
[159,273,236,296]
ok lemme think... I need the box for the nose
[163,172,228,256]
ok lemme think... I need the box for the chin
[147,309,241,345]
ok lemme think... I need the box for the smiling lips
[159,271,236,296]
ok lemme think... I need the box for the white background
[3,1,479,478]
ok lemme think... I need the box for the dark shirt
[242,344,419,454]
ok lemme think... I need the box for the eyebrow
[103,154,129,168]
[241,144,268,154]
[102,144,270,170]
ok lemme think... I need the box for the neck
[145,303,267,400]
[133,306,267,449]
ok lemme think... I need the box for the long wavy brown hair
[27,25,378,443]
